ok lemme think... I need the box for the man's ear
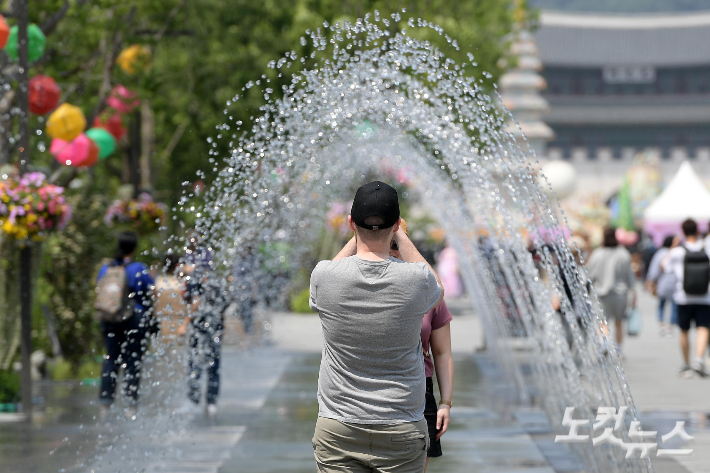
[392,217,401,234]
[348,215,356,231]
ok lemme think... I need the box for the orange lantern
[46,103,86,142]
[29,75,61,115]
[0,15,9,49]
[116,44,151,75]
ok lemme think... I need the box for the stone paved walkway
[1,292,707,473]
[623,289,710,473]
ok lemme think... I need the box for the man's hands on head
[393,221,445,306]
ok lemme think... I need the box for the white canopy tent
[644,161,710,245]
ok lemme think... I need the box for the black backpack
[683,245,710,296]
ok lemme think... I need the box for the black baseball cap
[351,181,400,230]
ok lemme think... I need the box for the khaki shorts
[312,417,429,473]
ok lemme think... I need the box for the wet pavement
[1,299,707,473]
[0,348,290,473]
[0,348,583,473]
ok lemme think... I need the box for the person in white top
[662,219,710,378]
[645,236,678,335]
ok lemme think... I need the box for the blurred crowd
[95,230,259,420]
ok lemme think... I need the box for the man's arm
[332,236,357,261]
[393,230,445,306]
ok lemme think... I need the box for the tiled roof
[536,11,710,67]
[544,94,710,124]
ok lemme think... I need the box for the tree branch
[40,0,90,37]
[154,50,196,176]
[88,6,136,125]
[134,29,194,37]
[154,0,187,42]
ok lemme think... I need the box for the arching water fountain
[85,11,652,473]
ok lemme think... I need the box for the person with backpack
[154,253,190,346]
[95,231,155,418]
[662,219,710,378]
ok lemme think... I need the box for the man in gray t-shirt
[310,181,443,473]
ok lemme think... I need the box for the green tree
[0,0,522,364]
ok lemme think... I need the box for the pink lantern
[615,228,639,246]
[50,133,98,167]
[106,84,140,114]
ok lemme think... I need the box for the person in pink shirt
[390,220,454,471]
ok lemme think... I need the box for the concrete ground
[623,288,710,473]
[0,291,707,473]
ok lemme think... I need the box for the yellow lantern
[116,44,151,75]
[46,103,86,142]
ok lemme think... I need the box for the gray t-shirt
[309,256,442,424]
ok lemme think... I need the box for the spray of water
[81,11,651,473]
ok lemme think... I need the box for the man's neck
[687,235,699,243]
[356,240,390,261]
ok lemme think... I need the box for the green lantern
[86,127,116,159]
[4,24,46,62]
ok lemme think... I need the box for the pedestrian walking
[232,247,258,335]
[153,253,190,347]
[389,219,453,472]
[587,227,636,358]
[645,236,678,335]
[178,275,226,415]
[662,219,710,378]
[95,231,155,419]
[309,181,444,473]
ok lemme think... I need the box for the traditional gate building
[536,11,710,162]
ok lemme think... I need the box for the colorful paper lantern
[116,44,151,75]
[106,85,140,114]
[46,103,86,142]
[83,141,100,167]
[93,113,126,141]
[0,16,10,49]
[50,134,98,167]
[4,24,46,62]
[28,75,61,115]
[86,127,116,159]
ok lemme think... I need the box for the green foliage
[0,370,20,403]
[76,358,102,380]
[290,288,313,313]
[47,357,74,380]
[30,0,518,196]
[40,189,115,364]
[0,238,20,369]
[14,0,523,363]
